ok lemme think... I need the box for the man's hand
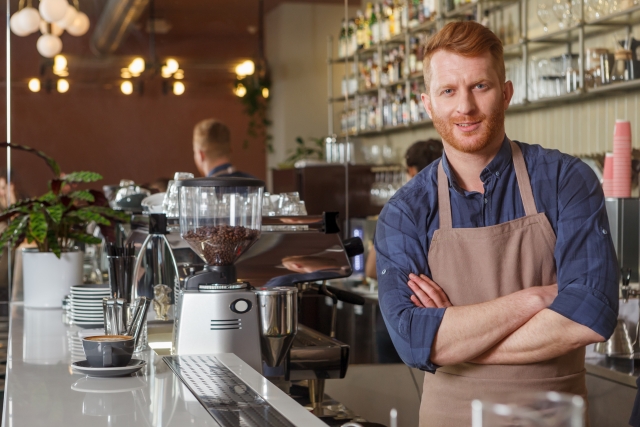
[408,274,452,308]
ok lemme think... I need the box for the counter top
[585,355,640,388]
[1,304,327,427]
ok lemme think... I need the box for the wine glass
[537,0,552,33]
[552,0,571,29]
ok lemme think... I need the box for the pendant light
[39,0,68,23]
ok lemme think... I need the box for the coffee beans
[183,225,259,265]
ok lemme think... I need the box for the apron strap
[436,140,538,230]
[509,140,538,216]
[437,162,453,229]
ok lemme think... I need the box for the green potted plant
[0,143,128,308]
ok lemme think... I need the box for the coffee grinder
[172,177,265,373]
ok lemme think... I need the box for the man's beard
[431,106,505,154]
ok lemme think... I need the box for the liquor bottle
[401,86,410,125]
[338,19,346,58]
[381,54,390,86]
[365,3,373,48]
[387,51,395,84]
[391,86,401,126]
[410,89,419,122]
[371,3,380,45]
[409,38,417,74]
[400,0,409,30]
[382,1,392,41]
[356,10,365,49]
[348,19,357,55]
[398,44,406,79]
[371,54,380,87]
[392,0,401,35]
[481,9,490,27]
[423,0,433,21]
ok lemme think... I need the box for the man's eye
[442,89,453,95]
[476,84,487,89]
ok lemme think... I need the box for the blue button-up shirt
[207,162,257,179]
[375,137,619,373]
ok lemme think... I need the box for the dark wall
[2,84,266,198]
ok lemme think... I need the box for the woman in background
[365,139,443,280]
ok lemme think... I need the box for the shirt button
[484,198,488,204]
[381,269,387,274]
[495,171,500,177]
[602,228,608,235]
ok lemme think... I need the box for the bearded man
[374,21,618,426]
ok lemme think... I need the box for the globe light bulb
[166,58,179,74]
[15,7,41,35]
[128,57,145,75]
[262,87,269,98]
[120,68,132,79]
[54,4,77,29]
[121,81,133,95]
[235,60,255,77]
[53,55,67,73]
[66,11,89,36]
[57,79,69,93]
[161,65,172,78]
[39,0,68,23]
[36,34,63,58]
[10,12,31,36]
[235,84,247,97]
[173,82,185,95]
[28,78,41,92]
[173,69,184,80]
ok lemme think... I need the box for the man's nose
[456,90,477,116]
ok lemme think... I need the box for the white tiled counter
[1,304,327,427]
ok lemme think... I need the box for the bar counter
[1,303,327,427]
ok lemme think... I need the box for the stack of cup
[602,153,614,197]
[612,120,632,198]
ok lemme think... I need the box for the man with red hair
[375,21,618,426]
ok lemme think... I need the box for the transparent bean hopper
[177,177,264,289]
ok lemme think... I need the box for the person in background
[365,139,443,280]
[192,118,256,178]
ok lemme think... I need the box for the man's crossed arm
[407,274,605,367]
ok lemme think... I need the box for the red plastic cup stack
[612,120,632,198]
[602,152,614,197]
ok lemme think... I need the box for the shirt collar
[440,135,511,194]
[207,162,233,177]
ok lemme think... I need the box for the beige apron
[419,140,587,426]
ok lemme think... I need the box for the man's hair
[422,21,505,91]
[193,119,231,158]
[405,139,443,172]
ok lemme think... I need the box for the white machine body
[173,285,263,374]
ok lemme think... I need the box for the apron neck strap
[437,139,537,230]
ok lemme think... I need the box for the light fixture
[262,87,269,98]
[160,65,171,78]
[57,78,69,93]
[28,78,41,92]
[235,60,255,77]
[54,4,77,29]
[120,68,132,79]
[53,54,67,73]
[66,11,90,37]
[128,57,145,76]
[173,81,185,95]
[166,58,179,74]
[39,0,68,23]
[173,69,184,79]
[13,7,40,35]
[36,34,63,58]
[120,81,133,95]
[235,83,247,97]
[40,20,64,36]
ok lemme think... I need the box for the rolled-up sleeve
[375,200,445,373]
[549,157,619,339]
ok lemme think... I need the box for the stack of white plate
[69,284,109,328]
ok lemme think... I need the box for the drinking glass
[277,192,301,215]
[537,0,552,32]
[471,391,585,427]
[262,192,277,216]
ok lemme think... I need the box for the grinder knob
[230,299,252,314]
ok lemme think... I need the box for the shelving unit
[328,0,640,138]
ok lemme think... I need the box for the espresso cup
[82,335,134,368]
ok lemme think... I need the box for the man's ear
[421,92,432,120]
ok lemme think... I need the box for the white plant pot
[23,250,83,308]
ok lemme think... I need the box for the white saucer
[71,284,110,292]
[71,359,146,378]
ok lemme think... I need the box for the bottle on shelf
[338,19,347,58]
[409,0,420,28]
[371,3,380,45]
[371,53,380,87]
[356,10,366,50]
[481,9,490,27]
[381,0,391,41]
[348,19,358,56]
[365,3,373,49]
